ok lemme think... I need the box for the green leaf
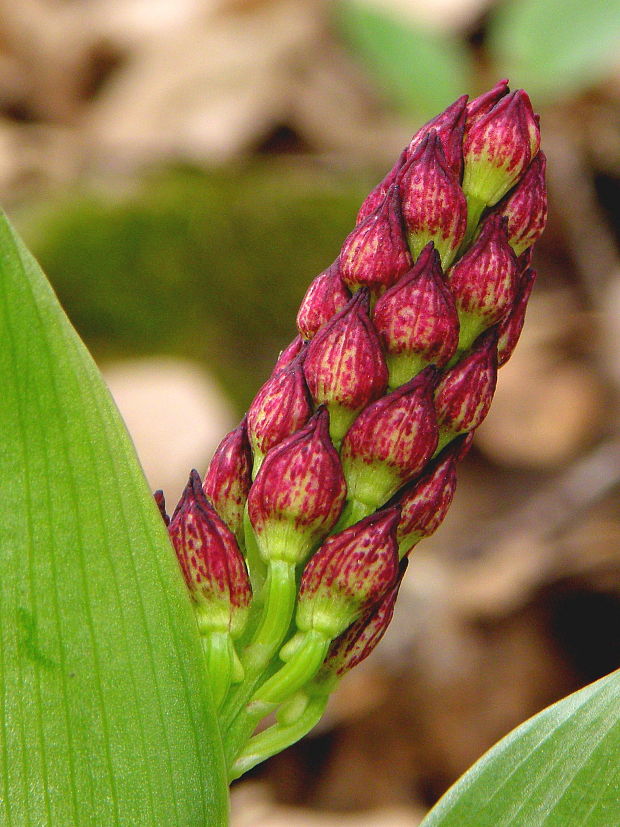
[488,0,620,103]
[0,210,229,824]
[420,670,620,826]
[334,1,474,121]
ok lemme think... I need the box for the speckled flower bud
[304,289,388,443]
[296,509,400,639]
[248,408,346,566]
[356,147,409,225]
[340,184,412,296]
[399,131,467,269]
[391,441,465,556]
[296,259,351,340]
[373,242,459,388]
[407,94,468,178]
[341,367,439,511]
[496,151,547,256]
[463,89,540,208]
[321,559,406,677]
[203,418,252,536]
[169,470,252,638]
[247,352,312,472]
[448,213,519,351]
[273,334,305,373]
[435,328,498,450]
[497,267,537,367]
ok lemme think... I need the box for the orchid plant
[1,81,618,826]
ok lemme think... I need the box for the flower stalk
[159,80,546,779]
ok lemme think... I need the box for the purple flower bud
[496,151,547,256]
[273,334,305,373]
[399,131,467,268]
[435,328,498,447]
[356,94,468,227]
[296,259,351,340]
[497,267,537,367]
[391,444,461,556]
[304,289,388,442]
[341,367,439,509]
[203,418,252,536]
[465,79,510,125]
[296,508,400,639]
[340,184,413,296]
[356,147,409,225]
[463,89,541,208]
[322,559,407,677]
[447,213,519,350]
[248,408,347,566]
[373,242,460,387]
[169,470,252,637]
[407,94,468,178]
[154,489,169,525]
[246,352,312,469]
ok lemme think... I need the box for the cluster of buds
[162,80,547,779]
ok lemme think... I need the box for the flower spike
[173,82,547,774]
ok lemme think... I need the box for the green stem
[219,558,297,730]
[251,630,330,705]
[202,631,234,710]
[228,691,331,781]
[242,502,267,595]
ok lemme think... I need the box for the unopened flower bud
[169,470,252,638]
[296,259,351,340]
[448,213,519,351]
[273,334,305,373]
[304,289,388,443]
[356,147,408,225]
[496,151,547,256]
[247,353,312,472]
[340,184,412,296]
[248,408,346,566]
[463,89,540,208]
[399,131,467,268]
[203,418,252,536]
[296,509,400,639]
[435,328,498,450]
[321,559,407,677]
[497,267,537,367]
[407,94,468,178]
[465,79,509,125]
[341,367,439,510]
[391,444,461,556]
[373,242,459,387]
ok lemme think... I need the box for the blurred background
[3,0,619,823]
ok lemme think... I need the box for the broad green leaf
[421,669,620,826]
[0,210,229,824]
[334,1,474,121]
[488,0,620,103]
